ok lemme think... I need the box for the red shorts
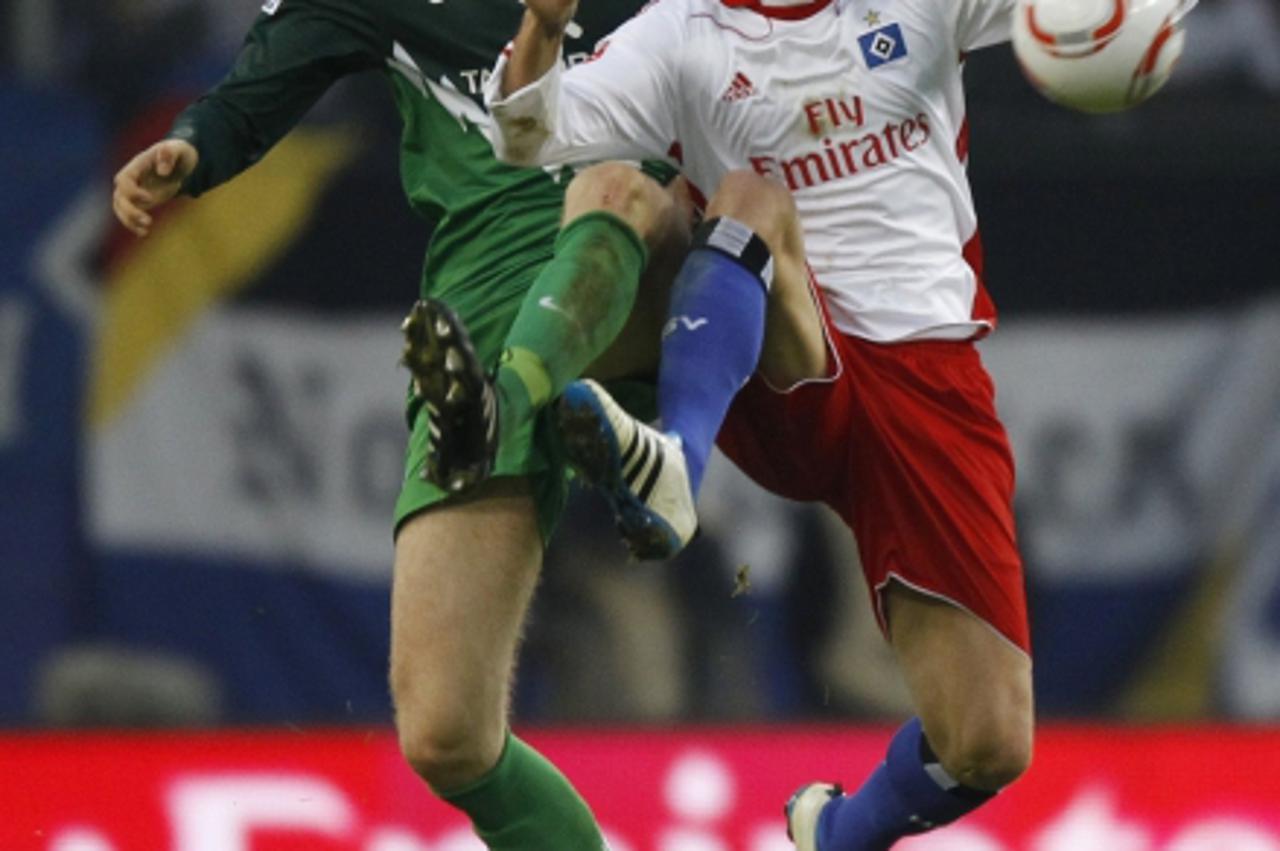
[716,309,1030,653]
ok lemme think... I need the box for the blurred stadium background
[2,0,1279,848]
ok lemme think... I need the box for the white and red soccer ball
[1012,0,1196,113]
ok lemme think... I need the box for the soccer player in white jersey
[488,0,1033,847]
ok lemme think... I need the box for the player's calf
[400,298,498,494]
[786,718,1014,851]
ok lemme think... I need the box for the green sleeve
[168,0,390,196]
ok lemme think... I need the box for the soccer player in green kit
[110,1,690,847]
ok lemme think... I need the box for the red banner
[3,726,1279,850]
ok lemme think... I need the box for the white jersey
[487,0,1014,343]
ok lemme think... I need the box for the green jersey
[170,0,645,313]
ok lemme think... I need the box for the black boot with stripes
[400,298,498,494]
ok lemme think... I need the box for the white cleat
[557,378,697,560]
[786,782,841,851]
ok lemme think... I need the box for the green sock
[495,211,648,439]
[441,732,606,850]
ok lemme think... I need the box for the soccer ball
[1012,0,1195,113]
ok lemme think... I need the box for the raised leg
[558,169,829,559]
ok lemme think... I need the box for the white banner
[981,300,1280,581]
[88,308,408,582]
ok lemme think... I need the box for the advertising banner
[4,726,1279,851]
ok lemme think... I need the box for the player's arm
[503,1,579,95]
[486,1,682,168]
[112,0,388,236]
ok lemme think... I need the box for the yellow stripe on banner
[89,128,358,430]
[1118,545,1239,720]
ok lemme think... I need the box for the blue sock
[658,217,771,495]
[817,719,995,851]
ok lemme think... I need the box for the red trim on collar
[720,0,835,20]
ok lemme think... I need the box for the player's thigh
[391,476,544,752]
[884,581,1034,790]
[705,171,827,386]
[756,259,827,388]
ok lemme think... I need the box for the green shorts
[393,161,673,544]
[390,228,563,538]
[392,267,657,547]
[395,395,570,546]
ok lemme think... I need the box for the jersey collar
[720,0,836,20]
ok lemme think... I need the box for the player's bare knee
[705,170,799,259]
[390,665,496,788]
[565,161,644,211]
[564,161,671,243]
[933,717,1033,791]
[395,706,496,791]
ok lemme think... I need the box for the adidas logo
[721,71,756,102]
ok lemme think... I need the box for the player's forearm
[489,2,675,168]
[163,4,383,196]
[488,11,569,167]
[502,11,568,97]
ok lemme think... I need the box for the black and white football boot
[400,298,498,494]
[785,782,841,851]
[556,378,697,560]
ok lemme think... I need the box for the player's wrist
[162,128,198,160]
[524,8,572,41]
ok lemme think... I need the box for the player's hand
[112,139,199,237]
[524,0,578,33]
